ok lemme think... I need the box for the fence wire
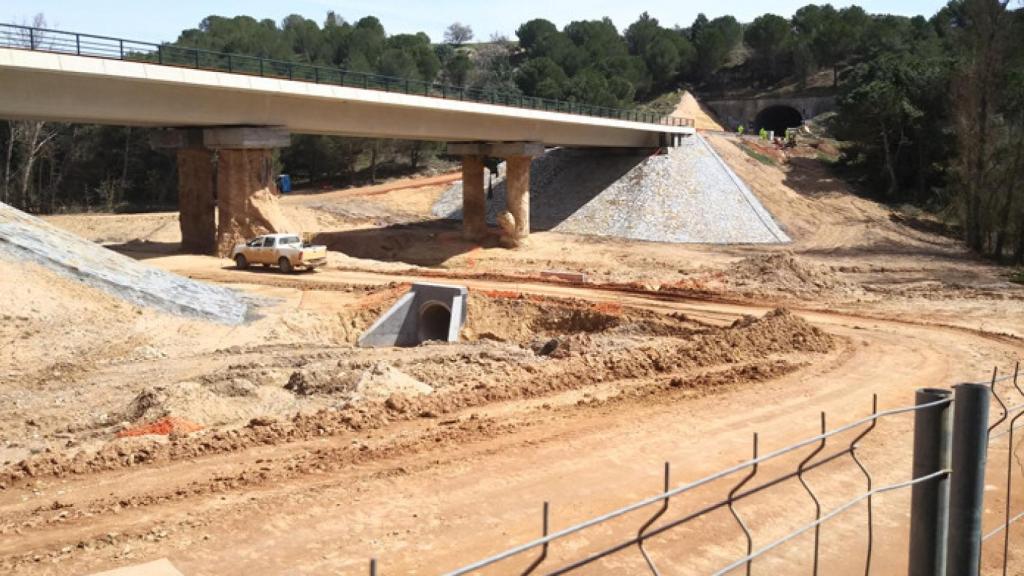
[356,365,1022,575]
[981,362,1023,576]
[426,392,963,575]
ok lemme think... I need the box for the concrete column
[505,156,531,239]
[461,155,486,241]
[175,148,217,254]
[215,148,293,257]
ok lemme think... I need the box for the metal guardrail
[0,23,695,130]
[362,365,1021,575]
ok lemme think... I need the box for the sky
[7,0,953,43]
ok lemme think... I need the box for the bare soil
[2,111,1022,575]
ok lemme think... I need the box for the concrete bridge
[0,25,694,253]
[703,95,836,133]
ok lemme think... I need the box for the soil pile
[726,252,855,297]
[675,90,725,131]
[122,379,300,427]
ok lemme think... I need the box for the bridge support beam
[153,127,292,257]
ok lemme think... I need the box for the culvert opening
[754,105,803,134]
[418,302,452,343]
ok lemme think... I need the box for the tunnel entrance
[754,105,803,135]
[417,302,452,342]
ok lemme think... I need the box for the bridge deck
[0,25,694,148]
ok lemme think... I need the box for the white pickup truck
[231,234,328,273]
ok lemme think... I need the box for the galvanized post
[945,383,990,576]
[76,34,81,55]
[908,388,953,576]
[28,28,34,50]
[119,39,124,60]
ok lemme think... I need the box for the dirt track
[3,120,1023,574]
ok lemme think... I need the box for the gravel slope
[432,134,790,244]
[0,202,249,324]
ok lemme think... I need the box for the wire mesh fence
[0,23,695,129]
[362,363,1021,574]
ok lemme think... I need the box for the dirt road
[1,261,1019,575]
[7,118,1022,574]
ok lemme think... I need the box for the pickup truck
[231,234,327,273]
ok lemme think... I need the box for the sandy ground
[2,112,1023,575]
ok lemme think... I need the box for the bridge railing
[0,23,695,130]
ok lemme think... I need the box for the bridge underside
[0,48,696,251]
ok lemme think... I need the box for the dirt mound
[122,380,299,427]
[727,252,855,297]
[285,362,432,401]
[462,293,701,343]
[675,90,725,131]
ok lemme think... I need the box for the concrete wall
[704,96,836,131]
[0,48,694,148]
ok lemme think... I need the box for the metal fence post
[946,383,990,576]
[908,388,953,576]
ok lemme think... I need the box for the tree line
[1,3,1022,263]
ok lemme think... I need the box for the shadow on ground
[104,240,182,260]
[312,220,494,267]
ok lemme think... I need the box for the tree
[692,15,742,80]
[444,51,473,86]
[836,49,949,198]
[469,38,520,96]
[444,22,473,45]
[625,13,692,90]
[514,57,568,99]
[745,14,792,82]
[516,19,558,54]
[949,0,1022,258]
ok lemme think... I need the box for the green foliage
[515,57,568,99]
[744,14,792,82]
[691,14,743,81]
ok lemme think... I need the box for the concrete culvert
[358,283,467,348]
[754,105,803,134]
[418,302,452,342]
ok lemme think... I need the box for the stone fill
[0,201,250,324]
[433,134,790,244]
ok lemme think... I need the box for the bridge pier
[448,142,543,247]
[505,155,531,242]
[153,127,292,257]
[460,155,487,241]
[174,147,217,254]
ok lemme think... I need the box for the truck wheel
[278,257,294,274]
[234,254,248,269]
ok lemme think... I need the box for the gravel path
[0,202,250,324]
[432,134,790,244]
